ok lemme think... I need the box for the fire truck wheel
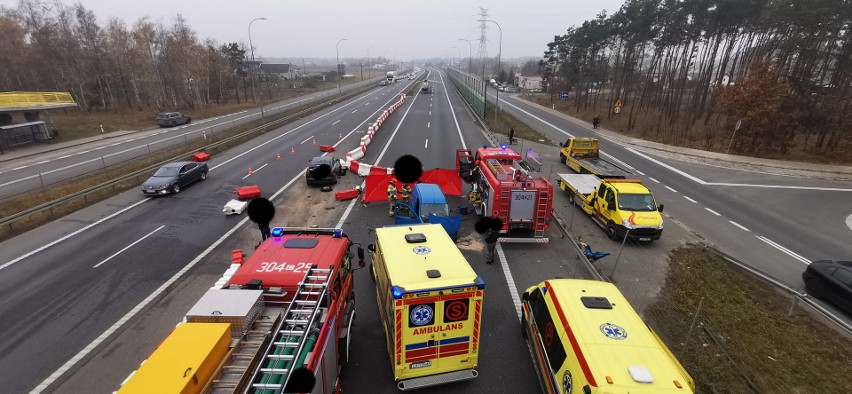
[606,224,618,241]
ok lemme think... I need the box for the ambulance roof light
[392,285,405,299]
[271,227,284,237]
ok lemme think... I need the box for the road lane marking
[241,163,268,179]
[636,170,645,175]
[429,111,431,116]
[427,122,430,128]
[729,221,750,232]
[705,207,721,216]
[425,139,428,149]
[497,243,522,321]
[847,214,852,231]
[756,236,811,265]
[332,120,340,126]
[625,147,708,184]
[300,135,314,144]
[665,186,678,193]
[683,196,697,203]
[351,109,358,114]
[436,70,468,149]
[92,225,164,268]
[0,198,151,271]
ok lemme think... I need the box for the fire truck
[118,227,364,394]
[456,146,553,243]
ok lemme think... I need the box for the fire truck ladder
[534,191,548,238]
[247,265,332,393]
[498,189,511,220]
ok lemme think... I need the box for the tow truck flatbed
[570,156,631,178]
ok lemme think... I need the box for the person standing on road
[508,127,515,145]
[593,115,601,129]
[258,220,271,241]
[485,228,499,264]
[387,181,398,216]
[401,183,412,205]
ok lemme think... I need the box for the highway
[1,66,850,393]
[0,73,416,393]
[482,83,852,290]
[0,76,386,201]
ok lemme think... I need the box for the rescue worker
[387,181,398,216]
[485,228,499,264]
[400,183,412,205]
[258,220,271,241]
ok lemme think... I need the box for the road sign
[614,100,623,108]
[613,107,621,114]
[560,92,569,100]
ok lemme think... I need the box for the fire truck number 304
[255,262,310,273]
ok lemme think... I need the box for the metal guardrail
[0,84,375,231]
[0,92,77,108]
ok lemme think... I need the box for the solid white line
[332,120,340,126]
[683,196,697,203]
[93,225,164,268]
[425,139,428,149]
[648,177,659,183]
[436,70,468,149]
[0,199,151,271]
[708,183,852,192]
[705,207,721,216]
[496,243,523,321]
[625,147,708,184]
[300,135,314,144]
[665,185,678,193]
[756,236,811,265]
[729,221,750,232]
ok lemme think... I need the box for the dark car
[142,161,208,195]
[155,112,191,127]
[803,260,852,314]
[305,156,345,186]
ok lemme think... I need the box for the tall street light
[336,38,347,94]
[452,46,461,69]
[458,39,473,74]
[484,19,502,122]
[248,17,267,107]
[367,45,375,79]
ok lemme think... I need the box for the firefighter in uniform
[387,181,398,216]
[400,183,412,205]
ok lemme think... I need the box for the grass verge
[645,244,852,392]
[0,84,377,242]
[484,101,552,145]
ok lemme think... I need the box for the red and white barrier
[341,93,406,177]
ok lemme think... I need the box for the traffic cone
[277,152,281,160]
[312,139,317,146]
[339,132,342,140]
[291,147,296,155]
[248,167,253,175]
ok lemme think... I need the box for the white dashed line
[300,135,314,145]
[683,196,697,203]
[665,186,678,193]
[756,236,811,265]
[635,170,645,176]
[425,139,428,149]
[648,177,660,183]
[93,225,164,268]
[705,208,721,216]
[351,109,358,114]
[332,120,340,126]
[729,221,750,232]
[427,122,430,128]
[429,111,431,116]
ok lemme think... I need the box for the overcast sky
[3,0,625,61]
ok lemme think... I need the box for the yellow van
[521,279,694,393]
[369,223,485,390]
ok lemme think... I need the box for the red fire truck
[456,146,553,243]
[117,227,363,394]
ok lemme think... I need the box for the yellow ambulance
[368,223,485,390]
[521,279,694,393]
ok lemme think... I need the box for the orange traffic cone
[339,132,342,140]
[277,152,281,160]
[312,139,317,146]
[248,167,253,175]
[291,147,296,155]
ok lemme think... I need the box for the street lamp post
[484,19,502,123]
[248,17,267,110]
[458,39,473,74]
[336,38,347,95]
[367,45,375,79]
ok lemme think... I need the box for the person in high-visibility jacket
[387,182,398,216]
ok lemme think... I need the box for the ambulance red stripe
[545,280,597,387]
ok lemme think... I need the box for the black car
[155,112,192,127]
[305,156,345,186]
[142,161,208,195]
[803,260,852,314]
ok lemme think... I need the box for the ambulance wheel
[521,314,528,339]
[606,224,618,241]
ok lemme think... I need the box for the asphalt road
[0,72,420,393]
[0,75,388,200]
[483,85,852,291]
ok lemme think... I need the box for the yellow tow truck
[559,137,631,178]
